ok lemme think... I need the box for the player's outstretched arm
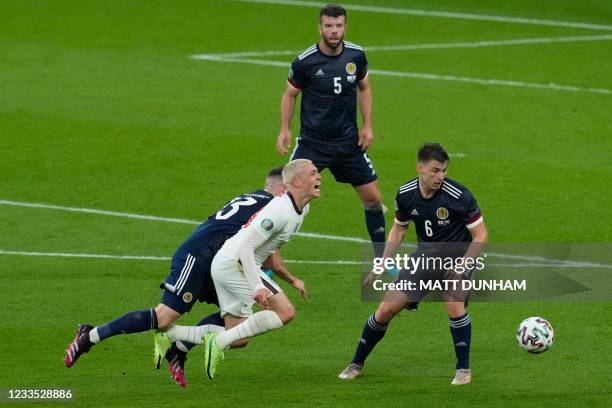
[264,251,308,300]
[463,220,488,260]
[381,222,408,260]
[363,222,408,286]
[277,83,301,154]
[357,77,374,150]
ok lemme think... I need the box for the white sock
[215,310,283,350]
[166,324,225,345]
[175,341,189,353]
[89,327,100,344]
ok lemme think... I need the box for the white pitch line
[190,54,612,95]
[296,231,367,243]
[369,68,612,95]
[1,250,610,269]
[192,34,612,59]
[484,263,611,269]
[232,0,612,32]
[284,259,363,265]
[360,34,612,52]
[0,250,171,261]
[0,249,361,265]
[191,54,289,67]
[204,50,297,59]
[0,199,200,225]
[2,199,612,268]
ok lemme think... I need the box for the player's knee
[445,301,466,318]
[156,315,174,330]
[154,305,180,329]
[363,195,382,209]
[275,303,295,325]
[269,294,295,324]
[375,304,398,325]
[360,184,382,208]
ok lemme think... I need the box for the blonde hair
[282,159,312,186]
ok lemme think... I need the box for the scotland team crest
[436,207,449,220]
[345,62,357,75]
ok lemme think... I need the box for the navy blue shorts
[160,239,224,314]
[291,137,378,187]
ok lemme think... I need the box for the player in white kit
[159,159,321,379]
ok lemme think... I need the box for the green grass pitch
[1,0,611,407]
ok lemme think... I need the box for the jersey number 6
[424,220,434,237]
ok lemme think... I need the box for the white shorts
[211,252,282,318]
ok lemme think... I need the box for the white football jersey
[217,192,309,265]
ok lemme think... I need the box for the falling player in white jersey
[157,159,321,378]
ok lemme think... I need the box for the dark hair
[418,143,449,164]
[267,166,284,179]
[320,4,347,20]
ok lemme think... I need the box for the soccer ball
[516,317,554,354]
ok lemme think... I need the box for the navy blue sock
[180,312,224,351]
[449,313,472,369]
[364,206,386,257]
[95,309,158,342]
[350,314,388,367]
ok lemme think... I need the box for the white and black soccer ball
[516,317,555,354]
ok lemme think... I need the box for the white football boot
[451,368,472,385]
[338,363,362,380]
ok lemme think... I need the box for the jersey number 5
[333,77,342,94]
[216,197,257,220]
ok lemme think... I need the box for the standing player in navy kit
[64,168,307,386]
[339,144,488,385]
[277,4,385,257]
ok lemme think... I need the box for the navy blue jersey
[288,41,368,143]
[394,178,482,253]
[181,189,274,253]
[161,189,274,310]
